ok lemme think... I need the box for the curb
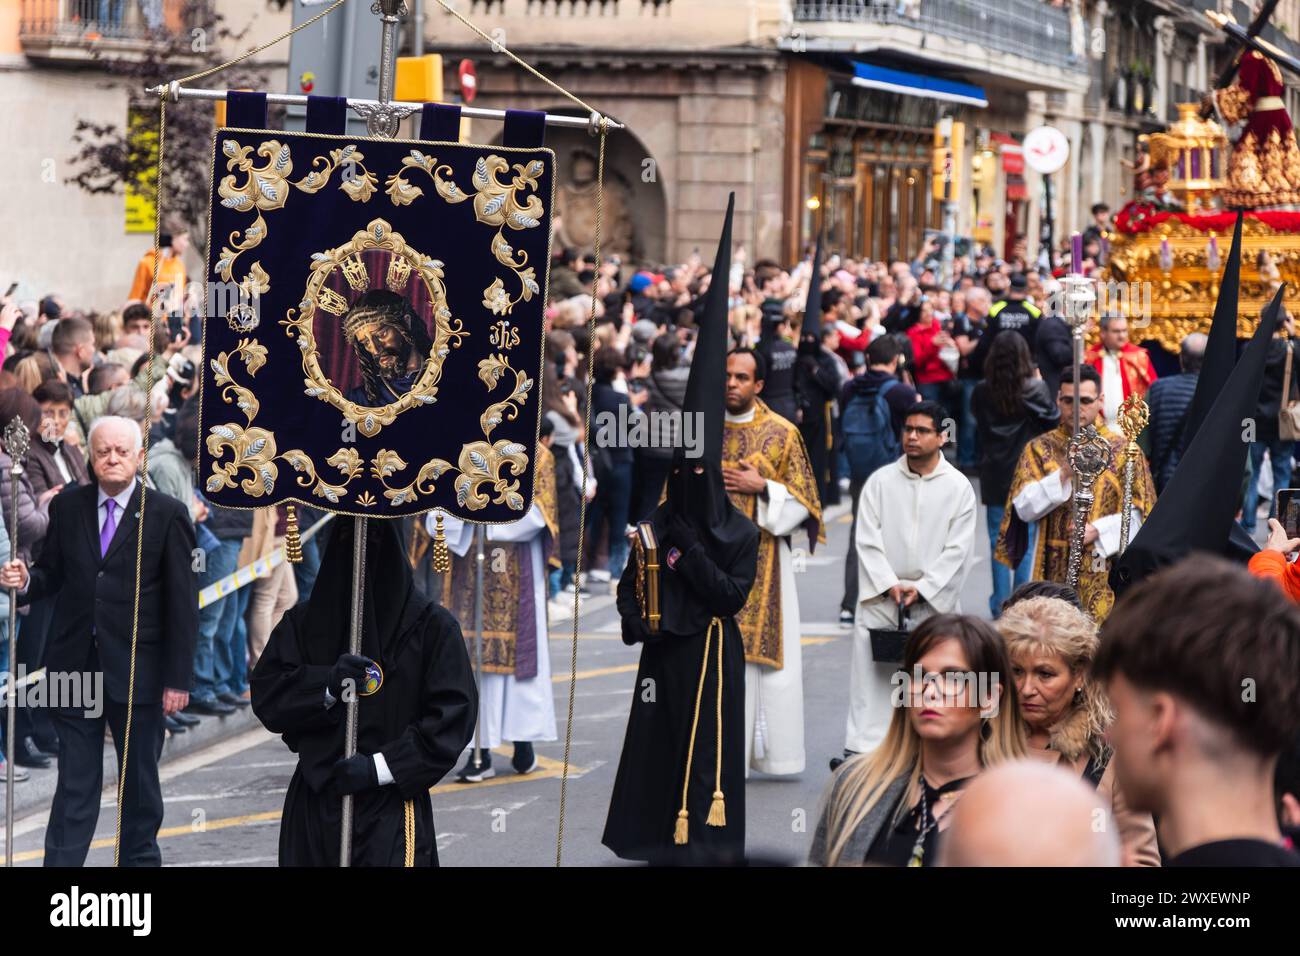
[2,705,261,822]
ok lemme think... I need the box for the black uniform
[251,519,476,866]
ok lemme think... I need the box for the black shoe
[15,736,52,768]
[171,711,201,727]
[185,697,237,717]
[217,691,250,708]
[828,749,860,772]
[164,715,188,734]
[455,750,494,782]
[512,742,538,775]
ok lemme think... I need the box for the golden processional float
[1105,102,1300,353]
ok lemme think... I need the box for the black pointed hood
[1183,212,1243,445]
[802,233,825,340]
[680,192,733,471]
[1110,284,1283,596]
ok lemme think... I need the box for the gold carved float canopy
[1105,214,1300,353]
[198,125,555,520]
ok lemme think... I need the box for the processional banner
[198,99,554,522]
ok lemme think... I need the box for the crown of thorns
[342,297,412,341]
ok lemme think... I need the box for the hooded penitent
[1110,284,1284,596]
[602,194,759,864]
[251,518,477,866]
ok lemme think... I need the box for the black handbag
[869,599,911,664]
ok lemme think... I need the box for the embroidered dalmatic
[1213,49,1300,210]
[438,443,559,747]
[995,424,1156,622]
[722,399,822,775]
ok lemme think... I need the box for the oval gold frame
[282,217,466,437]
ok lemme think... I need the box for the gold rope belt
[674,616,727,845]
[403,799,415,867]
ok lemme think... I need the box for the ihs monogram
[489,318,519,349]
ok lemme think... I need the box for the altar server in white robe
[845,400,977,764]
[721,348,823,777]
[432,443,560,782]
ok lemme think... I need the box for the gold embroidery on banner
[283,217,467,438]
[475,157,545,316]
[371,352,532,511]
[385,149,472,207]
[215,140,376,287]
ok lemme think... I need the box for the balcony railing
[20,0,201,54]
[793,0,1085,73]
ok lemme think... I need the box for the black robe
[601,463,759,864]
[251,520,477,866]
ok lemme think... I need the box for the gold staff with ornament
[1117,395,1150,554]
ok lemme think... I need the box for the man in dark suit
[1,415,197,866]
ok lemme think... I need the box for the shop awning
[849,61,988,109]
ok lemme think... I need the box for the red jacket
[908,319,955,386]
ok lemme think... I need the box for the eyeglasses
[902,425,937,436]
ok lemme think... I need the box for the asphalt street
[4,484,1004,867]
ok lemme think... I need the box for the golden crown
[339,255,369,292]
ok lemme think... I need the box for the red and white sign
[1023,125,1069,175]
[458,59,477,104]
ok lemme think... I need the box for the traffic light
[933,119,965,202]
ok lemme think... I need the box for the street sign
[459,58,478,103]
[1023,125,1069,175]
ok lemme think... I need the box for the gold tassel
[432,510,450,574]
[707,791,726,827]
[284,505,302,564]
[673,810,690,846]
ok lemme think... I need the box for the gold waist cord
[674,616,727,845]
[403,799,415,868]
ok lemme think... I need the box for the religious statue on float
[1204,48,1300,210]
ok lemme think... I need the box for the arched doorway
[488,108,667,267]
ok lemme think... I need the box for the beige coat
[1026,705,1161,867]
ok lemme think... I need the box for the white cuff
[1013,471,1072,523]
[374,752,394,786]
[1092,509,1142,558]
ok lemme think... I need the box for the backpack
[842,379,902,483]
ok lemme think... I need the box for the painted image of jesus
[341,289,433,405]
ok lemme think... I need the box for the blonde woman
[998,596,1160,866]
[810,615,1026,866]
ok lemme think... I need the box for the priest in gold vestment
[433,443,560,781]
[996,365,1155,622]
[723,349,822,776]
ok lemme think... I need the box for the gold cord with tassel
[707,615,726,827]
[403,799,415,867]
[431,510,450,574]
[675,617,725,844]
[284,504,302,564]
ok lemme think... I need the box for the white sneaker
[587,569,611,583]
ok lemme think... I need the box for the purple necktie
[100,499,117,558]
